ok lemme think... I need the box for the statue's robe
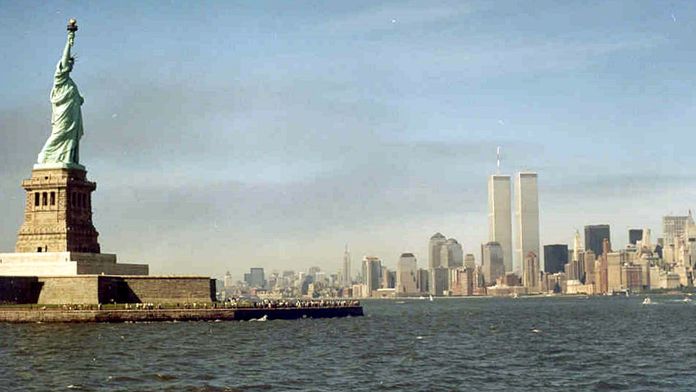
[37,59,84,164]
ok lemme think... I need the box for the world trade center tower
[488,175,513,273]
[515,172,540,274]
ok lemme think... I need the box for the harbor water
[1,296,694,391]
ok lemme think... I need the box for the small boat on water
[682,297,692,303]
[642,297,652,305]
[428,295,434,302]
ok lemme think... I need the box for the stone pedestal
[15,167,100,253]
[3,165,149,278]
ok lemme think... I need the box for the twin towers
[488,171,539,275]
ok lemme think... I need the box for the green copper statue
[37,19,85,169]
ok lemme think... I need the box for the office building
[663,214,691,263]
[515,172,540,274]
[594,239,611,294]
[572,229,582,262]
[380,266,391,289]
[607,251,627,293]
[362,256,382,294]
[585,224,611,259]
[429,233,447,269]
[522,251,540,292]
[622,264,643,291]
[583,250,595,285]
[464,254,476,269]
[223,271,234,289]
[450,267,474,296]
[244,267,266,289]
[431,266,449,296]
[488,174,513,272]
[663,215,689,248]
[417,268,430,293]
[441,238,464,268]
[544,244,568,274]
[396,253,418,295]
[481,242,505,286]
[342,245,352,286]
[628,229,643,245]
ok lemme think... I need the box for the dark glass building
[585,224,611,257]
[544,244,569,273]
[629,229,643,245]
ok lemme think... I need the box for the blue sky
[1,1,696,278]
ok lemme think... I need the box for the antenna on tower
[496,146,501,174]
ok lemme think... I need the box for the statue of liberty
[37,19,85,169]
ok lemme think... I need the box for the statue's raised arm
[55,19,77,82]
[36,19,85,169]
[59,32,74,71]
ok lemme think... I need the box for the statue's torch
[67,19,78,32]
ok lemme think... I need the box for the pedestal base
[16,167,100,253]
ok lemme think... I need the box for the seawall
[0,306,363,323]
[0,275,215,305]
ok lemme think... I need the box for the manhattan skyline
[2,1,696,277]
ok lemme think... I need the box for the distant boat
[512,293,519,299]
[429,295,434,302]
[683,297,692,303]
[642,297,652,305]
[418,296,426,300]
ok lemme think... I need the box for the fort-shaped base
[0,252,148,276]
[0,274,213,305]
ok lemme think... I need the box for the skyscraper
[417,268,430,293]
[663,215,689,247]
[663,215,690,263]
[430,266,449,296]
[572,229,583,262]
[584,224,610,259]
[223,271,234,289]
[362,256,382,294]
[464,254,476,269]
[441,238,464,268]
[628,229,643,245]
[522,251,540,292]
[396,253,418,295]
[481,242,505,286]
[544,244,568,274]
[488,175,513,272]
[342,245,352,286]
[515,172,540,274]
[429,233,447,269]
[245,267,266,289]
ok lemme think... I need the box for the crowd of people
[222,298,361,309]
[25,299,361,311]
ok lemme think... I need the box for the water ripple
[1,297,694,391]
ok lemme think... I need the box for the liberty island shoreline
[0,302,363,323]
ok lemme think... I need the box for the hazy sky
[2,1,696,279]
